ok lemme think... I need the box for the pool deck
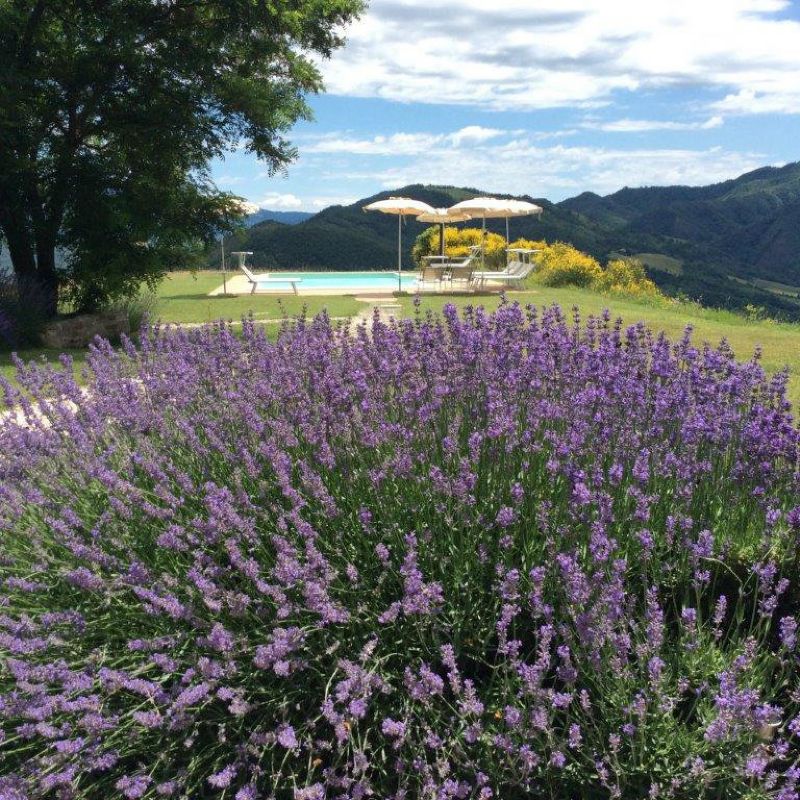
[209,272,502,296]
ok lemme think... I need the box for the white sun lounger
[472,259,536,289]
[240,265,302,295]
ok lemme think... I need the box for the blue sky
[211,0,800,211]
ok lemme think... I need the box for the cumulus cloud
[712,88,800,115]
[309,195,360,208]
[254,192,304,210]
[583,116,724,132]
[322,0,800,114]
[448,126,506,145]
[305,132,442,156]
[304,126,507,155]
[299,127,771,199]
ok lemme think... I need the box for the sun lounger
[472,260,536,289]
[240,265,302,295]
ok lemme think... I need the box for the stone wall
[41,311,130,349]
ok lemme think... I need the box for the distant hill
[245,209,314,226]
[214,164,800,319]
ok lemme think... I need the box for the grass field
[4,271,800,409]
[751,277,800,298]
[153,271,363,323]
[610,251,684,275]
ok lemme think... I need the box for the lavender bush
[1,302,799,799]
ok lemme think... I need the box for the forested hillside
[214,163,800,318]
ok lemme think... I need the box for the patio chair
[441,246,480,285]
[240,264,302,295]
[418,263,446,288]
[448,262,475,286]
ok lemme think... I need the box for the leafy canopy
[0,0,365,312]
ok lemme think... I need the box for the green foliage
[0,0,365,314]
[107,291,159,334]
[744,304,770,323]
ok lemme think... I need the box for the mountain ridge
[217,163,800,318]
[244,209,314,226]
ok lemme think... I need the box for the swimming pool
[255,271,419,293]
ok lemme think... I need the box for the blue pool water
[256,271,418,291]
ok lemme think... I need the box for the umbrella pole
[398,213,402,292]
[220,236,227,295]
[440,224,445,257]
[482,216,486,270]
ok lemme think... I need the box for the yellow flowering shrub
[593,258,660,297]
[413,227,508,269]
[533,242,603,288]
[507,237,547,253]
[413,231,663,301]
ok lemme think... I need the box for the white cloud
[584,116,724,132]
[712,88,800,114]
[304,126,507,156]
[323,0,800,115]
[215,174,248,187]
[448,126,506,145]
[306,127,770,199]
[309,195,359,208]
[305,132,442,155]
[254,192,304,209]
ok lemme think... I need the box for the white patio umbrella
[416,208,473,258]
[363,197,437,291]
[503,199,544,243]
[448,197,517,267]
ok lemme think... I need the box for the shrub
[1,307,800,799]
[413,226,508,270]
[524,245,663,300]
[508,237,546,253]
[532,241,603,287]
[593,257,660,297]
[0,308,13,348]
[107,291,159,335]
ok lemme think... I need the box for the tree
[0,0,365,316]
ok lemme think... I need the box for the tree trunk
[2,224,37,279]
[34,244,59,318]
[0,215,60,319]
[0,187,63,318]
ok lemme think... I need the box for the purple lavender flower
[115,775,152,799]
[277,724,299,750]
[208,764,238,789]
[381,718,406,739]
[779,617,798,650]
[1,306,798,799]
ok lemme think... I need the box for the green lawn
[4,272,800,410]
[1,347,90,387]
[152,271,363,323]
